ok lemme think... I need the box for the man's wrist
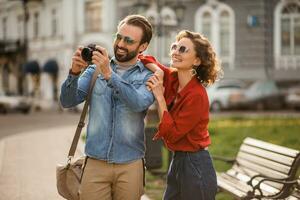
[69,68,81,76]
[103,69,112,80]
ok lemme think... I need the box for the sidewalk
[0,125,150,200]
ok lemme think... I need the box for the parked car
[0,91,32,114]
[285,84,300,110]
[234,80,285,110]
[206,79,247,112]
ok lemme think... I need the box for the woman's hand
[146,73,165,100]
[144,63,164,90]
[154,68,164,82]
[147,71,168,124]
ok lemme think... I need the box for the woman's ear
[193,57,201,67]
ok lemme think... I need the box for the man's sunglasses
[114,33,136,45]
[170,43,189,54]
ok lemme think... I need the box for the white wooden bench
[213,137,300,199]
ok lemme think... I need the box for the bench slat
[218,172,278,197]
[219,173,252,193]
[225,172,281,196]
[240,144,295,166]
[285,189,300,200]
[237,151,292,175]
[228,167,284,190]
[217,173,249,198]
[236,158,288,179]
[244,137,299,157]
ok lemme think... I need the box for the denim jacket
[60,59,154,163]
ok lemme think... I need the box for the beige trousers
[79,157,144,200]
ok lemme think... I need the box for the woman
[139,30,223,200]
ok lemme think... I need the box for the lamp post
[134,0,185,62]
[17,0,29,95]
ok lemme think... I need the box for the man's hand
[71,46,89,74]
[92,46,111,80]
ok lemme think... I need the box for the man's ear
[138,42,148,53]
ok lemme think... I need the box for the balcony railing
[275,56,300,70]
[0,40,25,54]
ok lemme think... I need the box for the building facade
[0,0,117,108]
[141,0,300,81]
[0,0,299,108]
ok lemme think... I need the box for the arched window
[195,1,235,70]
[145,5,178,64]
[281,3,300,55]
[85,0,103,33]
[274,0,300,69]
[220,11,230,57]
[202,12,212,40]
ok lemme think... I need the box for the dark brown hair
[118,15,153,45]
[176,30,223,86]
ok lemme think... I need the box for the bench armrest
[247,174,288,187]
[247,176,298,199]
[211,155,235,164]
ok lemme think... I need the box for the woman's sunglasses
[114,33,136,45]
[170,43,189,54]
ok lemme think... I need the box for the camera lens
[81,47,93,62]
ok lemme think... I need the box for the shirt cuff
[139,55,157,65]
[66,74,79,87]
[153,111,173,140]
[106,71,117,88]
[69,68,81,76]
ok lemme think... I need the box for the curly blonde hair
[176,30,223,86]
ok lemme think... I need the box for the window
[220,11,230,57]
[274,0,300,69]
[17,15,24,41]
[85,0,102,32]
[2,17,7,40]
[202,12,212,40]
[163,31,176,61]
[51,9,58,36]
[281,3,300,55]
[195,1,235,70]
[33,12,39,38]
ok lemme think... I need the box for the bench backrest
[231,137,300,191]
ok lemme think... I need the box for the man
[60,15,154,200]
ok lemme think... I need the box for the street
[0,110,150,200]
[0,110,81,200]
[0,111,79,140]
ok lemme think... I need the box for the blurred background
[0,0,299,200]
[0,0,299,112]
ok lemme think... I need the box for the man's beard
[114,46,139,62]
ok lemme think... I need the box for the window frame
[274,0,300,69]
[195,1,235,70]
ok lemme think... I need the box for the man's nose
[117,39,126,48]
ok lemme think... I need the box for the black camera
[81,44,102,64]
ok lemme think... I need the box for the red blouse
[140,55,211,152]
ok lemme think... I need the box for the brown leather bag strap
[68,67,100,158]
